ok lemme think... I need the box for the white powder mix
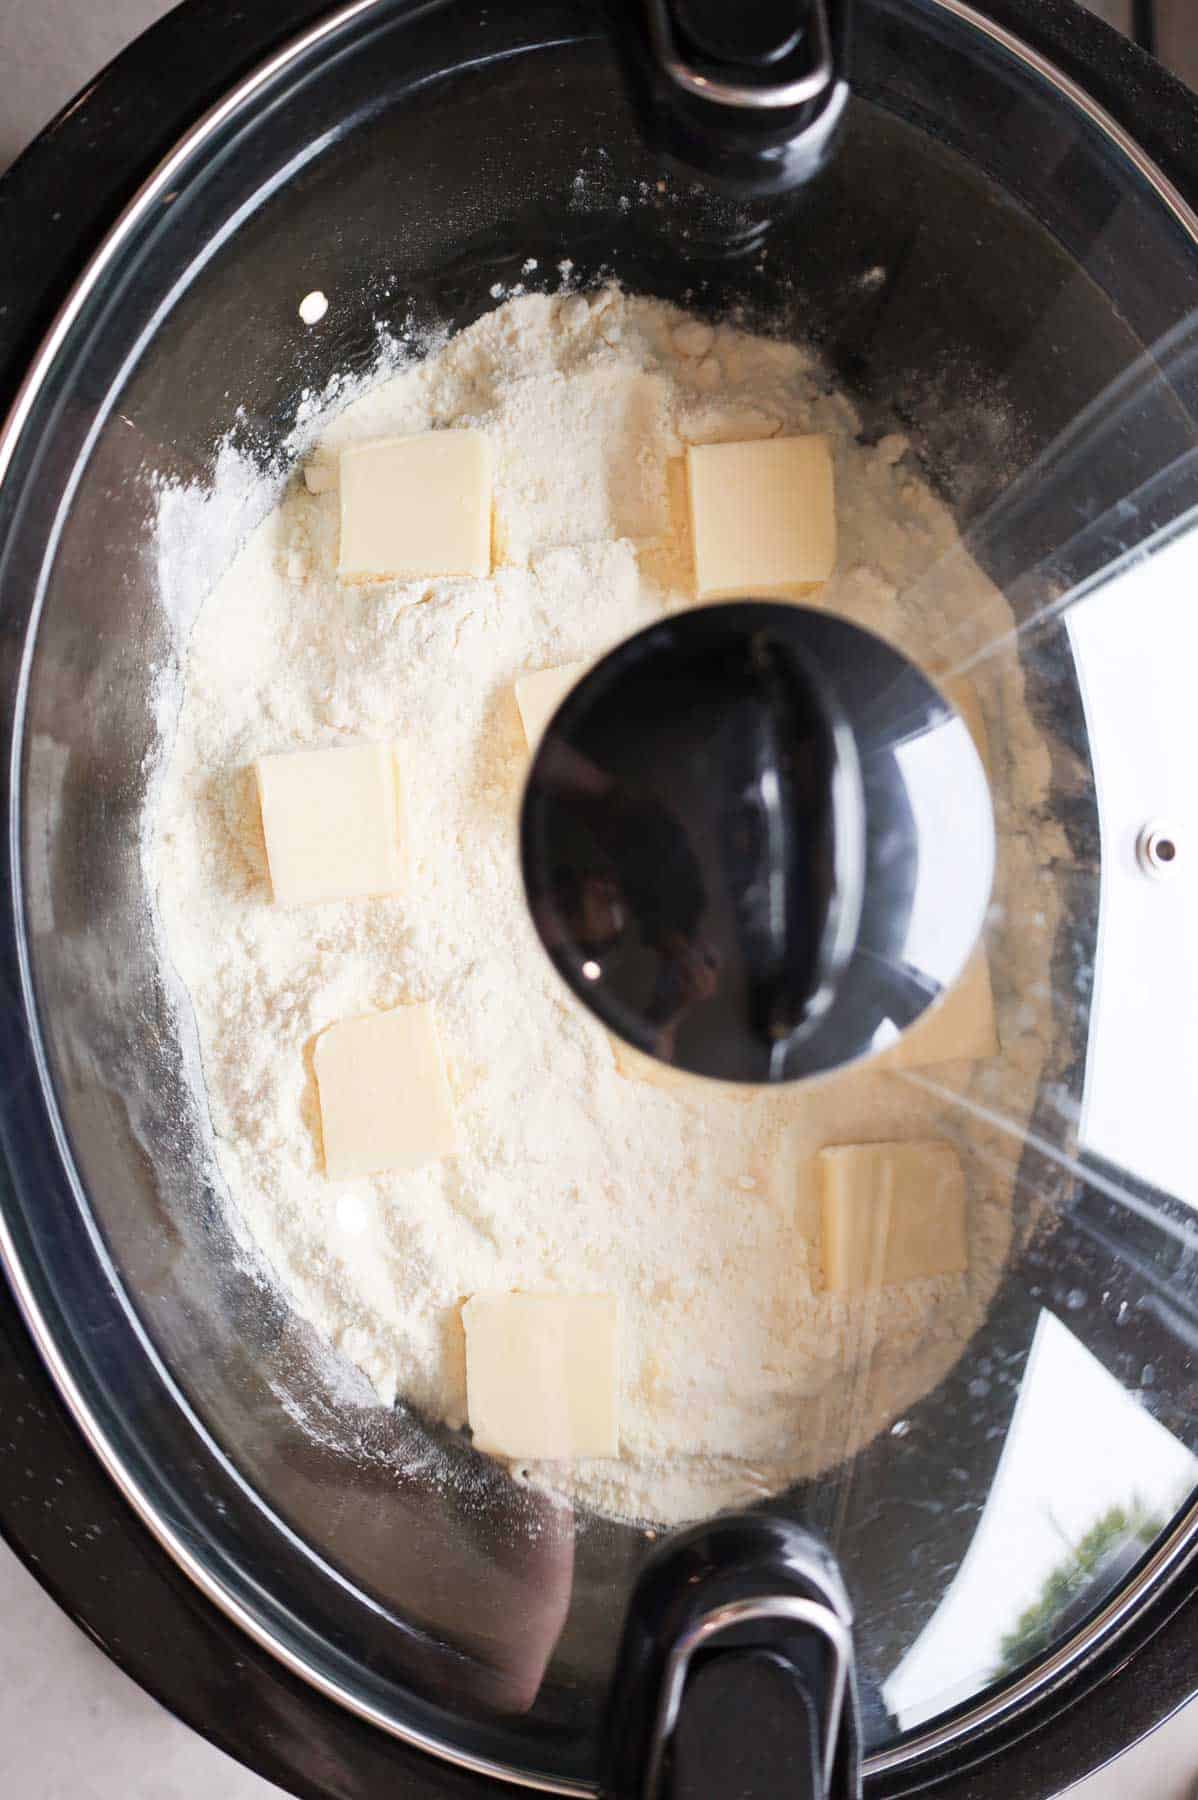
[151,286,1052,1524]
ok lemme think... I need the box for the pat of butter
[609,1033,691,1092]
[608,1033,752,1103]
[515,661,587,749]
[819,1140,968,1292]
[877,947,999,1069]
[303,458,338,495]
[314,1005,457,1180]
[462,1292,619,1460]
[256,743,404,908]
[937,673,991,780]
[686,435,835,601]
[338,430,491,583]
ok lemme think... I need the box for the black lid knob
[673,0,807,68]
[601,0,849,199]
[601,1514,862,1800]
[520,604,993,1085]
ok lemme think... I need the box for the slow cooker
[2,1,1198,1795]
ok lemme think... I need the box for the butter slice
[942,675,991,779]
[609,1033,691,1093]
[303,458,338,495]
[819,1140,967,1292]
[462,1293,619,1460]
[877,947,999,1069]
[256,743,403,908]
[515,661,587,749]
[314,1005,457,1179]
[687,435,835,601]
[609,1033,752,1103]
[338,430,491,583]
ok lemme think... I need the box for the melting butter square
[944,675,991,779]
[462,1292,619,1460]
[514,661,587,749]
[314,1005,457,1179]
[686,434,835,600]
[256,742,403,908]
[877,947,999,1069]
[819,1140,968,1292]
[609,1033,691,1093]
[338,430,491,582]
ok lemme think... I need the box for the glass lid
[1,0,1197,1790]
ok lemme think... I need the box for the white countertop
[0,1537,276,1799]
[2,3,1197,1795]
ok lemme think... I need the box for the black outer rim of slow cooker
[1,3,1198,1797]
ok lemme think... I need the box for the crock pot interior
[6,0,1198,1786]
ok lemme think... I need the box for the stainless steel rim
[0,0,1196,1791]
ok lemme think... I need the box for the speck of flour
[148,286,1050,1525]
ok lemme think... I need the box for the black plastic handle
[603,0,851,197]
[601,1515,862,1800]
[671,0,809,70]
